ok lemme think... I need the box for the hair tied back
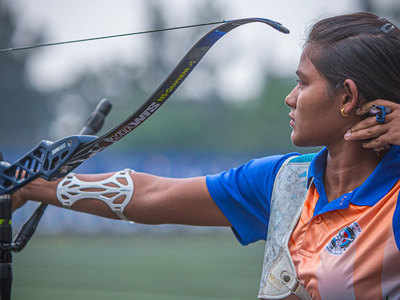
[380,23,395,34]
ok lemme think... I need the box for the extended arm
[13,171,230,227]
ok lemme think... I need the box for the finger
[350,116,380,132]
[361,135,389,149]
[373,147,385,152]
[372,144,391,152]
[356,99,397,116]
[350,113,394,133]
[345,124,388,141]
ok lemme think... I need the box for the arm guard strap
[56,169,134,221]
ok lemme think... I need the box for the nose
[285,85,298,108]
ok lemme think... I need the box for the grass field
[13,231,265,300]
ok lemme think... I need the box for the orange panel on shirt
[288,180,400,300]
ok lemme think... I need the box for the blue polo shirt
[206,146,400,248]
[206,153,298,245]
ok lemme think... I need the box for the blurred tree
[46,1,226,138]
[359,0,400,21]
[108,75,303,154]
[360,0,374,12]
[142,1,224,102]
[0,1,52,147]
[11,2,300,155]
[142,2,170,90]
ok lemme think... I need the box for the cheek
[296,89,334,123]
[296,96,321,127]
[292,94,341,146]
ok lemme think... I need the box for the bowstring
[0,20,226,54]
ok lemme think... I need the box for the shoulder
[206,152,301,204]
[208,153,300,185]
[270,152,317,180]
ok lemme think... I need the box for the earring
[340,107,349,117]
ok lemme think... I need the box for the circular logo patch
[326,222,361,255]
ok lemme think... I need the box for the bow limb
[0,17,289,194]
[66,17,289,169]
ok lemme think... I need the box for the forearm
[15,171,229,226]
[18,173,121,220]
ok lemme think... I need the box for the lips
[289,113,295,128]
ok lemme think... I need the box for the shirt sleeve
[206,153,298,245]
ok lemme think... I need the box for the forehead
[296,47,321,80]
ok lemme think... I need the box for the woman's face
[286,48,347,147]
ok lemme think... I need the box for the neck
[324,140,384,202]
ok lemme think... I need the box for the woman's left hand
[11,190,27,213]
[344,99,400,151]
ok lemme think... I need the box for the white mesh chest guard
[56,169,134,221]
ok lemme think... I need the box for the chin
[291,132,319,147]
[292,139,309,147]
[291,132,305,147]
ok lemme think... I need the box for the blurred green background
[14,233,265,300]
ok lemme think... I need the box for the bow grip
[0,135,97,195]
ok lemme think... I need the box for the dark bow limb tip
[257,18,290,34]
[224,18,290,34]
[276,24,290,34]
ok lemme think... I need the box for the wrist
[11,188,26,212]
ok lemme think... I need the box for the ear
[340,79,359,115]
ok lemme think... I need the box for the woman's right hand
[344,99,400,151]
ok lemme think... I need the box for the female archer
[12,12,400,299]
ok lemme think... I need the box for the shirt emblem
[326,222,361,255]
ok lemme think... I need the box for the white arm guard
[56,169,134,221]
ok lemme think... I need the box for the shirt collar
[307,146,400,215]
[307,147,327,187]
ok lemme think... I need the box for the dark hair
[306,12,400,103]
